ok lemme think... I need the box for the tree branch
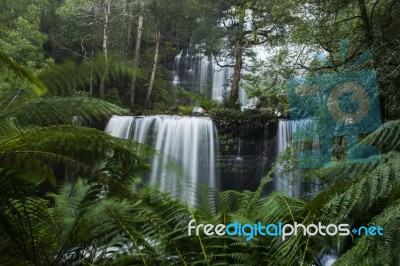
[370,0,380,30]
[212,54,235,68]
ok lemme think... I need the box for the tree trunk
[145,29,161,108]
[126,0,132,46]
[357,0,373,48]
[90,4,100,97]
[228,12,245,107]
[129,0,144,106]
[120,0,128,59]
[100,0,111,99]
[90,47,94,97]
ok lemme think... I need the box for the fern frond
[0,50,47,95]
[311,156,400,224]
[334,199,400,265]
[361,119,400,153]
[0,96,127,127]
[38,57,132,96]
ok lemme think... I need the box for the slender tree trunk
[90,46,94,97]
[121,0,132,60]
[357,0,373,48]
[90,5,100,98]
[357,0,384,121]
[126,1,132,46]
[229,11,245,107]
[120,0,128,59]
[145,28,161,108]
[100,0,111,99]
[129,0,144,106]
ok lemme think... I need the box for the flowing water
[171,49,234,101]
[275,119,314,196]
[105,115,218,205]
[104,114,316,203]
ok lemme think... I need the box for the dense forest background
[2,0,400,116]
[1,0,400,265]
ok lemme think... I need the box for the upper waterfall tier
[171,50,234,101]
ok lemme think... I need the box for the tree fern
[0,50,151,265]
[38,56,133,97]
[0,50,47,96]
[3,46,400,265]
[0,97,127,128]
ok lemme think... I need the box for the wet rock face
[217,123,277,192]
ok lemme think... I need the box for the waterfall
[211,58,234,102]
[171,50,234,101]
[171,44,270,106]
[275,119,314,196]
[105,115,218,205]
[171,50,262,108]
[198,56,211,95]
[172,50,212,95]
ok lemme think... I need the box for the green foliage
[211,108,273,139]
[2,0,400,265]
[292,0,400,119]
[38,55,132,97]
[0,50,47,96]
[0,49,151,264]
[242,48,293,114]
[0,1,48,69]
[178,105,194,115]
[2,58,400,266]
[177,88,219,111]
[106,87,124,106]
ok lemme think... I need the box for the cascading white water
[198,56,211,95]
[275,119,314,196]
[105,115,218,205]
[172,50,234,101]
[171,48,269,108]
[212,60,233,102]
